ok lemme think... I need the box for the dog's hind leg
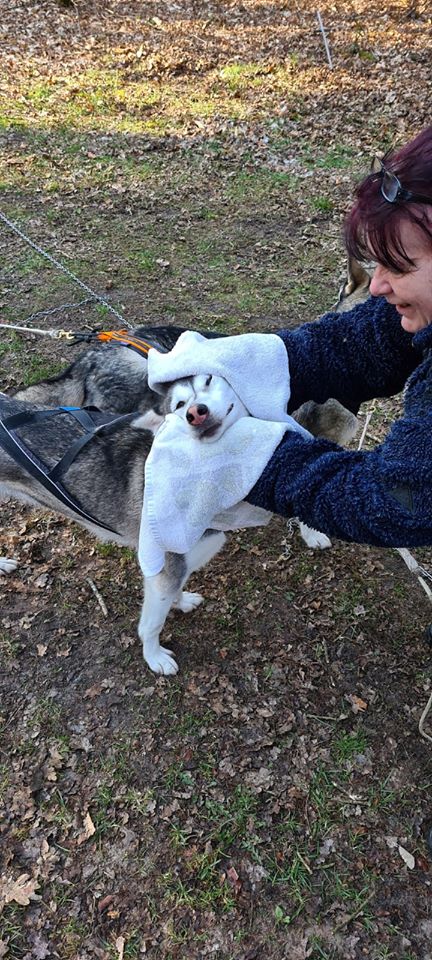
[297,521,332,550]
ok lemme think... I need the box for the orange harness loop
[95,330,156,356]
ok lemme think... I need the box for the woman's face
[369,219,432,333]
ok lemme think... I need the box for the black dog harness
[0,331,166,533]
[0,402,135,535]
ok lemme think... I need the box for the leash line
[20,298,97,326]
[0,324,158,355]
[0,323,62,338]
[0,210,132,328]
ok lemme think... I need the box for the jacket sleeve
[246,414,432,548]
[280,296,419,414]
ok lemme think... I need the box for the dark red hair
[345,126,432,272]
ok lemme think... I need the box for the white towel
[138,331,311,577]
[148,331,294,422]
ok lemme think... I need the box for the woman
[245,126,432,547]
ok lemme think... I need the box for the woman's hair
[345,126,432,272]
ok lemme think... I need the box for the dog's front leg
[139,573,180,675]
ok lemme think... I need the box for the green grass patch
[225,168,299,201]
[30,697,64,736]
[0,904,28,958]
[0,59,318,139]
[333,729,368,763]
[127,247,157,273]
[0,631,19,661]
[305,144,356,170]
[0,762,10,803]
[21,357,64,387]
[312,196,334,213]
[91,784,120,840]
[160,850,236,912]
[203,785,261,853]
[219,61,273,92]
[103,931,142,959]
[41,788,74,832]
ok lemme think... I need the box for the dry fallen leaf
[0,873,40,908]
[398,845,415,870]
[226,865,242,894]
[347,693,368,713]
[34,573,50,588]
[115,936,125,960]
[98,893,115,913]
[29,933,51,959]
[84,683,102,699]
[77,812,96,845]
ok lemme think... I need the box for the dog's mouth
[196,420,223,441]
[185,401,240,441]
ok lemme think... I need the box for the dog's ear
[345,256,372,295]
[132,410,164,435]
[335,256,372,313]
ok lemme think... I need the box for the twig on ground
[316,11,333,69]
[297,851,313,875]
[396,548,432,598]
[357,411,372,450]
[87,578,108,616]
[419,692,432,743]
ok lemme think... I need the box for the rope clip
[55,329,77,341]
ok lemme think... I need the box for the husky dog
[0,311,361,574]
[0,373,250,674]
[10,324,359,546]
[1,261,367,650]
[0,351,358,673]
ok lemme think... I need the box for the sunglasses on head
[371,156,432,205]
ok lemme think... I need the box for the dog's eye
[205,375,212,386]
[175,401,185,410]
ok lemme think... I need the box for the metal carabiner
[55,329,77,341]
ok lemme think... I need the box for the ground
[1,1,432,958]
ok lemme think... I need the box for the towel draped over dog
[150,330,294,421]
[139,331,311,576]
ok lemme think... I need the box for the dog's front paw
[0,557,18,575]
[145,646,179,675]
[174,591,204,613]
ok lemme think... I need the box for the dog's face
[165,374,249,441]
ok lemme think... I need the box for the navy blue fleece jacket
[246,295,432,547]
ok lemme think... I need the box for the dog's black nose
[186,404,209,425]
